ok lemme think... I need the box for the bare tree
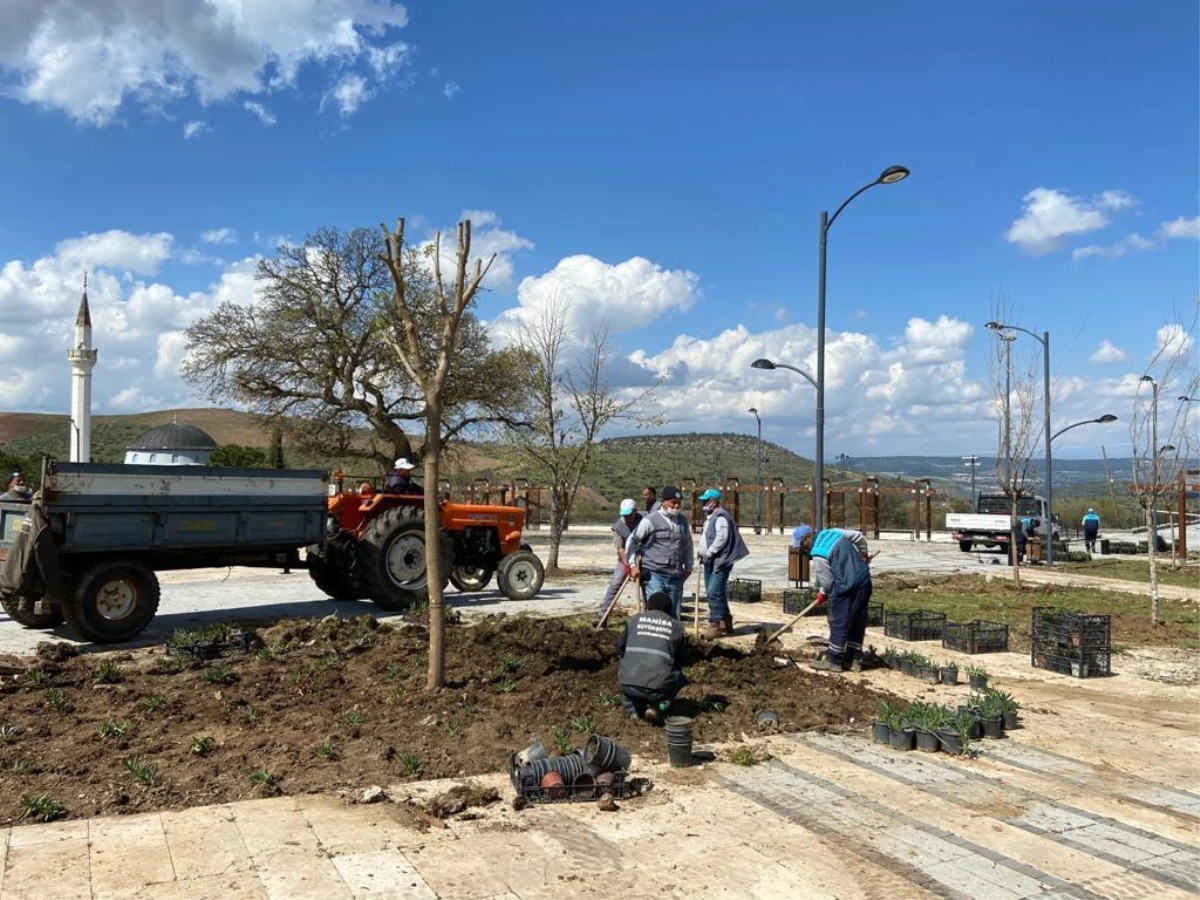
[1129,311,1200,622]
[990,312,1042,586]
[502,298,659,571]
[183,227,530,470]
[379,218,495,690]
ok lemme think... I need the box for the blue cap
[698,489,721,502]
[792,524,812,543]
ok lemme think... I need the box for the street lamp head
[750,358,776,370]
[1179,396,1197,402]
[877,165,910,185]
[748,407,758,415]
[984,321,1003,331]
[1096,414,1118,424]
[1139,374,1155,384]
[1160,444,1177,454]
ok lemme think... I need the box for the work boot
[702,619,728,640]
[848,658,863,673]
[723,615,735,635]
[809,656,845,673]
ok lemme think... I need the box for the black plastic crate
[728,579,762,603]
[1031,607,1111,649]
[866,601,885,628]
[942,619,1009,654]
[782,588,812,615]
[884,610,946,641]
[510,762,632,804]
[1031,646,1112,678]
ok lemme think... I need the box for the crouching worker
[797,526,873,673]
[615,591,688,724]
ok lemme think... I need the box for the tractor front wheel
[497,551,544,602]
[449,565,494,593]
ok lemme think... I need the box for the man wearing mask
[626,485,693,619]
[2,472,31,502]
[697,489,749,639]
[596,499,642,623]
[796,526,872,672]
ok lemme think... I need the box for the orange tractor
[306,476,545,610]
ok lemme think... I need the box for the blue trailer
[0,460,328,643]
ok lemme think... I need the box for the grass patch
[1058,558,1199,590]
[727,745,771,766]
[19,792,66,823]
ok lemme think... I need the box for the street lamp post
[751,358,817,524]
[748,407,763,533]
[814,164,910,534]
[962,454,979,509]
[987,321,1054,562]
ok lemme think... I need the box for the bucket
[583,734,632,772]
[515,741,548,766]
[519,757,553,782]
[664,715,695,767]
[572,773,596,799]
[548,750,587,780]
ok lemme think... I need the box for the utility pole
[962,454,979,510]
[748,408,763,534]
[1101,444,1120,530]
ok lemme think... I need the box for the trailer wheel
[307,543,359,602]
[958,540,973,553]
[497,551,544,601]
[0,592,64,629]
[356,507,452,610]
[65,559,160,643]
[449,565,494,593]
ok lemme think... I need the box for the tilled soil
[0,614,887,825]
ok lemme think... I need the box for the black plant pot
[915,729,941,752]
[937,727,965,755]
[900,660,916,677]
[1002,710,1019,730]
[939,667,959,686]
[981,716,1003,739]
[871,721,891,745]
[886,658,901,671]
[968,674,988,690]
[917,667,940,685]
[889,727,915,751]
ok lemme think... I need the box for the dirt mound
[0,615,889,825]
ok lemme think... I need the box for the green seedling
[593,691,619,707]
[496,677,518,694]
[498,655,522,673]
[125,756,157,785]
[241,707,260,727]
[96,720,132,740]
[22,668,47,685]
[386,663,405,680]
[19,792,66,823]
[552,724,572,755]
[44,689,72,712]
[190,736,215,756]
[341,710,366,727]
[569,715,596,735]
[0,724,19,742]
[93,661,125,684]
[444,721,461,738]
[10,757,33,774]
[314,740,338,760]
[247,770,276,788]
[202,664,239,684]
[399,753,421,776]
[140,694,170,713]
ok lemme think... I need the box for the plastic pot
[871,721,891,745]
[980,716,1003,739]
[968,674,988,690]
[515,741,548,766]
[583,735,632,773]
[548,750,587,780]
[917,667,940,685]
[888,728,915,751]
[540,771,565,800]
[1002,710,1019,730]
[664,716,695,768]
[937,727,964,756]
[939,667,959,686]
[915,729,941,752]
[572,773,596,799]
[900,660,916,677]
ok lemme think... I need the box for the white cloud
[243,101,277,126]
[1072,232,1155,261]
[772,306,787,322]
[1089,339,1126,363]
[182,119,208,139]
[852,309,868,320]
[324,74,372,117]
[496,255,699,342]
[1155,323,1194,358]
[55,230,173,275]
[0,0,411,125]
[199,228,237,246]
[1006,188,1129,254]
[443,80,460,99]
[0,233,261,412]
[1159,215,1200,241]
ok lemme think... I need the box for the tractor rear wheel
[356,507,452,610]
[497,551,544,601]
[307,543,358,602]
[449,565,494,593]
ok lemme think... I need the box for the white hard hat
[394,458,414,470]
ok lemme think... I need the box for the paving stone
[329,851,438,900]
[1,837,90,900]
[161,805,255,880]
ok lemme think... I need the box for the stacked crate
[1031,607,1112,678]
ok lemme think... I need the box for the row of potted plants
[872,688,1020,756]
[881,647,990,689]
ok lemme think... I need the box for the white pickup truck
[945,494,1058,553]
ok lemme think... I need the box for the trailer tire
[65,559,160,643]
[356,507,452,610]
[958,540,973,553]
[0,592,64,629]
[307,544,359,602]
[497,551,544,601]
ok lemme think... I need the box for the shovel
[595,575,630,630]
[755,594,825,650]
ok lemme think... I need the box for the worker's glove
[862,553,871,563]
[623,563,632,578]
[815,591,827,606]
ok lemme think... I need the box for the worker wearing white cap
[596,498,643,623]
[383,458,420,494]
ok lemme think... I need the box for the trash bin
[1100,538,1110,555]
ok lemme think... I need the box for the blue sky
[0,0,1196,462]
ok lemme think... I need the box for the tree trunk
[1147,506,1160,625]
[423,413,445,690]
[546,485,567,572]
[1010,495,1021,587]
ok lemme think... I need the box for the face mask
[661,506,680,518]
[703,503,717,516]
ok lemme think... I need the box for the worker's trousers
[599,562,626,614]
[825,581,872,666]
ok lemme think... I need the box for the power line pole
[962,454,979,509]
